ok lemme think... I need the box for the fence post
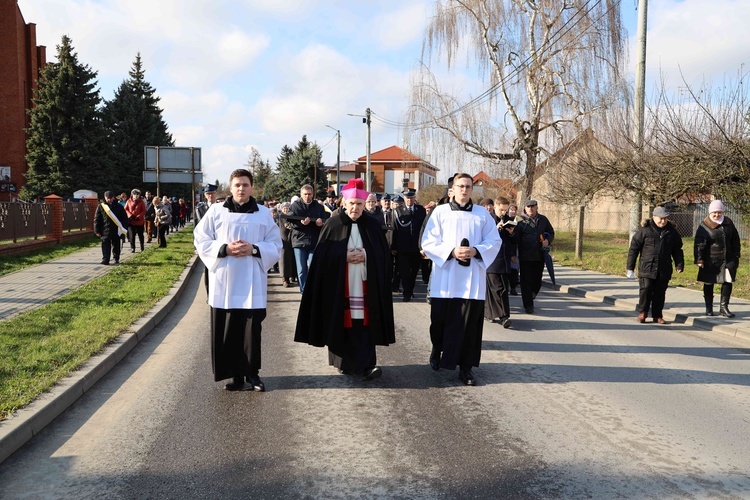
[85,197,98,230]
[575,206,584,260]
[44,194,63,243]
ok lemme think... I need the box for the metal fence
[0,202,52,243]
[62,200,93,233]
[549,203,749,239]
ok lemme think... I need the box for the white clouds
[372,3,430,50]
[638,0,750,88]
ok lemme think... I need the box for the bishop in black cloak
[294,179,395,379]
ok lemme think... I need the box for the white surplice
[194,201,282,309]
[421,203,501,300]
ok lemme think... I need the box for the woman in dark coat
[277,202,297,287]
[694,200,742,317]
[627,206,684,323]
[295,179,395,379]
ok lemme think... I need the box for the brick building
[0,0,46,201]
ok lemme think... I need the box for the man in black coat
[392,190,427,302]
[94,191,128,265]
[627,206,685,324]
[516,200,555,314]
[485,197,517,327]
[295,179,395,379]
[288,184,329,293]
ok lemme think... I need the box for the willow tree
[406,0,626,197]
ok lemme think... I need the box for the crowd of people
[185,172,742,392]
[94,189,193,264]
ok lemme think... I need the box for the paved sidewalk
[543,266,750,341]
[0,224,196,322]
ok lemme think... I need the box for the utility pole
[630,0,648,242]
[325,125,340,193]
[365,107,371,191]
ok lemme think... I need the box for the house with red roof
[351,145,439,194]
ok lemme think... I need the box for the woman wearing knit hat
[694,200,742,317]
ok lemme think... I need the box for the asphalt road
[2,270,750,499]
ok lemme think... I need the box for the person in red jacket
[125,188,147,253]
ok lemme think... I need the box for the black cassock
[294,208,395,374]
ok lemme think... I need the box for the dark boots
[719,283,735,318]
[719,298,735,318]
[703,287,714,316]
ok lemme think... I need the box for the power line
[371,0,612,128]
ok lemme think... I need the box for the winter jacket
[288,199,328,249]
[627,220,684,279]
[94,201,128,239]
[516,213,554,262]
[694,216,741,284]
[125,198,147,227]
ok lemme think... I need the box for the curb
[543,280,750,342]
[0,255,201,465]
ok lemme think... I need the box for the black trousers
[157,224,168,247]
[398,251,421,298]
[430,298,485,370]
[485,273,510,320]
[129,225,144,251]
[520,260,544,309]
[638,275,670,319]
[211,307,265,381]
[101,235,121,263]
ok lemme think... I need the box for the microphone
[458,238,470,267]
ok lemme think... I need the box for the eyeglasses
[453,184,472,189]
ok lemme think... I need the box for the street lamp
[325,125,340,194]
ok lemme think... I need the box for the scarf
[101,202,127,236]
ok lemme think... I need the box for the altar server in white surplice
[420,173,500,386]
[194,168,282,392]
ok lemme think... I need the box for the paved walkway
[544,266,750,341]
[0,228,186,322]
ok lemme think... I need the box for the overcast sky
[18,0,750,186]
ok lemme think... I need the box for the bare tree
[405,0,626,197]
[551,71,750,219]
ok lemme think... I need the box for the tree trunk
[522,149,538,202]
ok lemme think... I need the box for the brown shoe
[637,312,646,323]
[655,317,666,324]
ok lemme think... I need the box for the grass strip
[552,231,750,300]
[0,228,196,420]
[0,238,100,277]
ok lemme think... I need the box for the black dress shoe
[246,375,266,392]
[429,347,441,371]
[525,307,534,314]
[403,294,412,302]
[224,376,247,391]
[459,368,476,386]
[100,260,109,265]
[500,317,512,328]
[363,367,382,380]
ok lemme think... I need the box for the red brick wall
[0,1,45,201]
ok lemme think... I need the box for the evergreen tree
[101,53,173,193]
[22,35,111,200]
[244,147,275,198]
[273,136,326,201]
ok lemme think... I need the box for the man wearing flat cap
[627,206,684,324]
[516,199,555,314]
